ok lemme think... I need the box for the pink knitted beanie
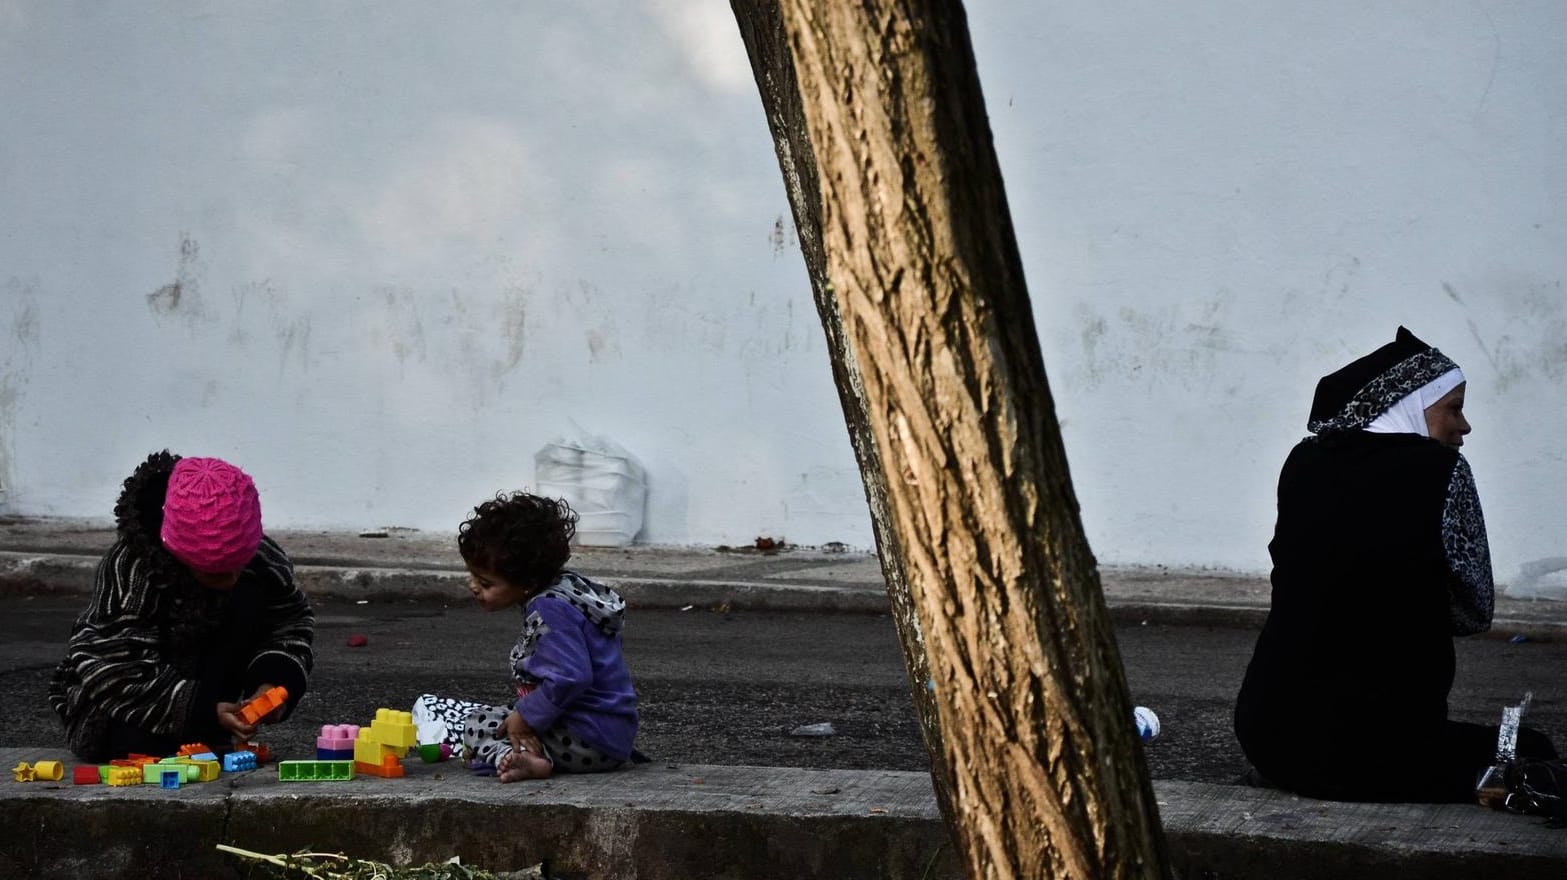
[160,457,263,573]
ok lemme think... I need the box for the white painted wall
[2,3,1563,593]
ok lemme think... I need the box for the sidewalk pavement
[4,516,1567,879]
[6,516,1566,635]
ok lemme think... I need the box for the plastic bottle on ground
[1133,706,1160,741]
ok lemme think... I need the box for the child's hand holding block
[236,686,289,726]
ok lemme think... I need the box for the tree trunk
[733,1,1172,877]
[728,0,957,825]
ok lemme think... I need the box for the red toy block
[236,686,289,726]
[72,765,100,785]
[235,742,272,764]
[176,742,212,757]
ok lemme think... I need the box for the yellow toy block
[354,732,394,765]
[369,708,417,751]
[12,762,34,782]
[33,760,64,781]
[104,766,142,786]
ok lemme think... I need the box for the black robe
[1235,431,1494,800]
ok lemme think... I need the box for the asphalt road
[3,594,1563,784]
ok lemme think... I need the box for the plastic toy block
[110,753,158,767]
[417,743,452,763]
[236,686,289,726]
[368,708,417,751]
[317,724,360,752]
[160,756,219,782]
[143,764,197,785]
[317,747,355,761]
[72,766,100,785]
[353,734,390,765]
[353,755,405,778]
[176,742,212,757]
[104,766,142,786]
[12,762,34,782]
[235,742,272,764]
[33,760,64,781]
[187,751,218,763]
[222,751,258,772]
[278,760,355,782]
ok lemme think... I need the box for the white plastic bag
[534,436,647,546]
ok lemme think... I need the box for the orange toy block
[236,686,289,726]
[354,755,405,778]
[176,742,213,757]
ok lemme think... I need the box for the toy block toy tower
[353,708,416,778]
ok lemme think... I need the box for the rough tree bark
[728,0,958,826]
[731,1,1172,877]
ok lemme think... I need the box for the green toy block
[277,760,355,782]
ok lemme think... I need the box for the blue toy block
[222,750,258,772]
[160,769,182,789]
[316,747,355,761]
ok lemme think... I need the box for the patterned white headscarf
[1364,368,1465,437]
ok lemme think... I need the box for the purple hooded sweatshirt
[510,571,637,762]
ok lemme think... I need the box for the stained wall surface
[1,3,1562,592]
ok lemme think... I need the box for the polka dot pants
[413,693,623,774]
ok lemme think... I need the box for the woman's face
[1424,383,1470,448]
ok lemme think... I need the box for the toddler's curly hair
[457,492,577,590]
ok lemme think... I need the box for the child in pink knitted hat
[48,450,316,761]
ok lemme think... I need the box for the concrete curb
[4,746,1565,880]
[7,550,1567,635]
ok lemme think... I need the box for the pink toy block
[316,724,360,752]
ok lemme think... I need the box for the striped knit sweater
[47,451,315,761]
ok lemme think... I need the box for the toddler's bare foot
[498,747,552,782]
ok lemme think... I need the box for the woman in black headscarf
[1234,327,1555,802]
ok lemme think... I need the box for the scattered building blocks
[104,766,142,786]
[222,750,258,772]
[353,754,405,778]
[72,766,100,785]
[143,764,197,785]
[158,756,218,781]
[278,760,355,782]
